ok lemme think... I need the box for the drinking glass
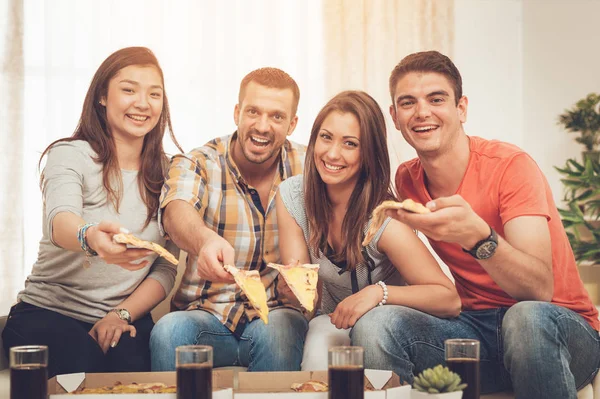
[328,346,364,399]
[445,339,480,399]
[176,345,213,399]
[10,345,48,399]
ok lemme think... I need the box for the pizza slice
[362,199,431,246]
[267,262,319,312]
[291,380,329,392]
[113,233,178,265]
[224,265,269,324]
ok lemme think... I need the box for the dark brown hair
[39,46,182,228]
[239,67,300,116]
[304,91,395,269]
[389,51,463,106]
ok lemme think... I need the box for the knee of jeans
[150,312,197,350]
[503,301,553,337]
[502,301,556,356]
[351,305,420,347]
[267,309,308,339]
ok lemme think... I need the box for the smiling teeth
[252,136,269,143]
[128,115,148,121]
[413,126,437,132]
[324,162,343,171]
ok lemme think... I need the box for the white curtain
[0,0,24,314]
[322,0,454,176]
[2,0,326,314]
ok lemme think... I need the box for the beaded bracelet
[375,281,388,306]
[77,222,99,256]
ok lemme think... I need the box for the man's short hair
[239,67,300,116]
[389,51,463,106]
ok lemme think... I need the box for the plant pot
[411,390,463,399]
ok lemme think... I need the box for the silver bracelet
[376,281,388,306]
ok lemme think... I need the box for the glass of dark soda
[328,346,364,399]
[10,345,48,399]
[176,345,213,399]
[445,339,480,399]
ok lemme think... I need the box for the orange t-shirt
[395,136,599,330]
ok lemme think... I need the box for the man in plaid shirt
[150,68,308,371]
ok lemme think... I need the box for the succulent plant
[413,365,467,393]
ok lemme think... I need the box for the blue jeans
[150,308,307,371]
[350,302,600,399]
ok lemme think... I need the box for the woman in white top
[2,47,181,377]
[276,90,460,370]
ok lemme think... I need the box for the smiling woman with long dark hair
[276,90,461,371]
[2,47,182,377]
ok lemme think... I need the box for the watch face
[476,241,498,259]
[116,309,131,322]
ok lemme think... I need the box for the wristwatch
[109,308,132,323]
[463,226,498,260]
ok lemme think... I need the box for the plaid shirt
[160,133,306,335]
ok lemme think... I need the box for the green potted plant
[412,365,466,398]
[558,93,600,162]
[555,93,600,266]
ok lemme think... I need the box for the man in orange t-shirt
[351,51,600,399]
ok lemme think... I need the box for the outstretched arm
[275,194,311,265]
[162,199,234,283]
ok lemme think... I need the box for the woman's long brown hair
[39,47,183,228]
[304,91,395,269]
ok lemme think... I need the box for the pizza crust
[224,265,269,324]
[267,262,319,312]
[112,233,178,265]
[362,199,430,246]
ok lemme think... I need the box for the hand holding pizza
[391,194,490,249]
[195,232,236,283]
[89,311,137,354]
[329,285,382,329]
[86,221,152,270]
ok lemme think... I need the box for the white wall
[454,0,523,147]
[521,0,600,205]
[454,0,600,206]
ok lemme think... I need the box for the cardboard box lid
[48,370,233,395]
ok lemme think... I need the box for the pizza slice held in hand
[362,199,431,246]
[267,262,319,312]
[224,265,269,324]
[112,233,179,265]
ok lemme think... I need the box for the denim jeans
[150,308,308,371]
[350,301,600,399]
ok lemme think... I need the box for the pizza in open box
[71,381,176,394]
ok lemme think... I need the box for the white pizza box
[47,370,234,398]
[234,369,411,399]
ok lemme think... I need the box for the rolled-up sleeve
[158,152,208,235]
[42,142,88,246]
